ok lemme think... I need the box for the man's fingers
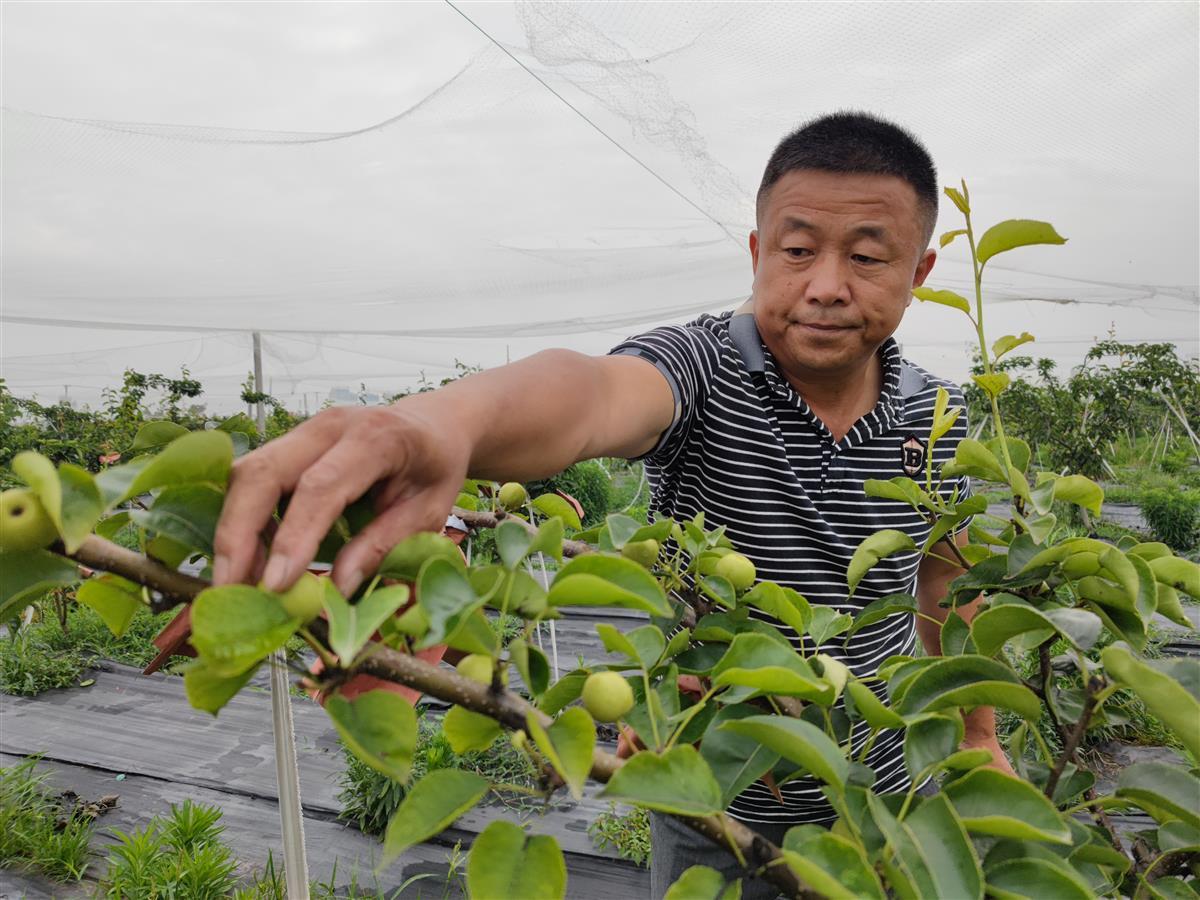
[212,414,344,585]
[331,492,451,597]
[263,440,402,592]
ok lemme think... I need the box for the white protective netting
[2,1,1197,412]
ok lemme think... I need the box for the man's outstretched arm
[212,350,674,597]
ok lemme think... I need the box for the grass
[0,598,182,696]
[587,802,651,868]
[0,756,95,883]
[337,712,540,837]
[98,799,238,899]
[237,845,469,899]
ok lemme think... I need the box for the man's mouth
[795,322,855,331]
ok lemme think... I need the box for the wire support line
[441,0,741,248]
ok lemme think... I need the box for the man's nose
[804,252,849,306]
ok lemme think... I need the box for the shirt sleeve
[608,322,722,468]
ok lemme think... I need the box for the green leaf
[531,493,581,530]
[443,704,502,753]
[1142,876,1200,900]
[944,186,970,214]
[971,603,1102,657]
[972,372,1011,399]
[663,866,729,900]
[985,436,1032,475]
[467,821,566,900]
[896,655,1040,720]
[844,593,917,642]
[943,438,1007,483]
[807,606,853,648]
[976,219,1067,267]
[528,516,564,563]
[525,707,594,800]
[913,286,971,315]
[720,715,848,789]
[740,582,811,635]
[1148,555,1200,600]
[711,633,826,700]
[846,530,916,596]
[129,484,223,555]
[183,659,260,715]
[415,558,491,653]
[864,477,935,511]
[905,794,984,900]
[538,672,587,716]
[992,332,1035,360]
[602,745,723,816]
[844,681,905,729]
[1052,475,1104,516]
[381,769,490,864]
[547,555,671,617]
[781,831,884,900]
[985,858,1092,900]
[94,458,150,508]
[1102,644,1200,759]
[604,513,642,549]
[943,768,1071,844]
[324,582,410,665]
[509,638,550,697]
[129,420,190,451]
[326,689,418,783]
[378,532,466,581]
[495,520,535,568]
[940,228,967,248]
[596,622,664,669]
[904,714,963,780]
[189,584,299,677]
[0,549,81,623]
[1116,762,1200,829]
[75,575,143,637]
[865,793,939,899]
[941,610,972,655]
[12,452,103,553]
[699,704,781,808]
[122,430,233,502]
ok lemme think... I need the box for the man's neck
[782,353,883,442]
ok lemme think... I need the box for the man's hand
[213,402,469,597]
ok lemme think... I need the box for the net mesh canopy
[3,1,1197,411]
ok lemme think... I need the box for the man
[213,112,1008,897]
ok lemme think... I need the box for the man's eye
[784,248,812,258]
[852,254,882,264]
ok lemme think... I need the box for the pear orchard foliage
[3,187,1199,900]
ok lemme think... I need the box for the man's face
[750,169,936,383]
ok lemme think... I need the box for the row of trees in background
[4,336,1198,503]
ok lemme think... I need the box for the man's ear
[911,248,937,291]
[749,230,760,275]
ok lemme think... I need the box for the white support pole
[254,331,310,897]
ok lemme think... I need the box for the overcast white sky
[2,1,1197,411]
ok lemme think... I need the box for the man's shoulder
[896,357,969,426]
[898,356,966,401]
[609,310,737,362]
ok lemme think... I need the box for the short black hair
[756,111,938,245]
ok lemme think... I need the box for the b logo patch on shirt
[902,434,926,476]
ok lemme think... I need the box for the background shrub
[1139,488,1200,552]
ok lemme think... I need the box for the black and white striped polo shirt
[610,309,970,825]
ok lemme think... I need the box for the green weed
[98,799,237,899]
[587,801,651,868]
[0,756,95,882]
[337,712,539,837]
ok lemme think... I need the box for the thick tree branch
[1043,676,1101,799]
[309,620,813,899]
[68,536,208,611]
[56,536,813,898]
